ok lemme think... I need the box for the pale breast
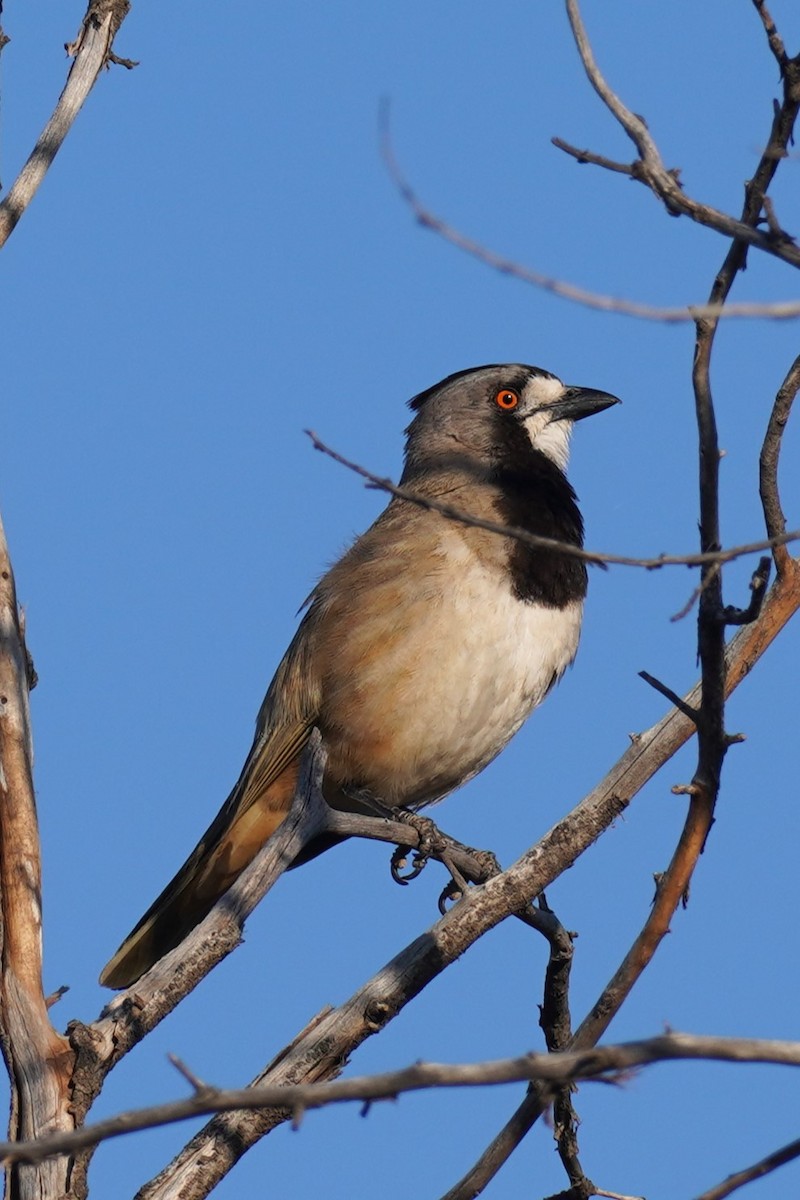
[316,524,583,809]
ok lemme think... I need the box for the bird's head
[404,363,620,477]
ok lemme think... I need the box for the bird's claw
[390,844,426,884]
[389,811,444,885]
[437,877,463,914]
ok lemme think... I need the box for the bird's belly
[320,558,583,809]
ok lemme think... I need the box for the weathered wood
[0,516,74,1199]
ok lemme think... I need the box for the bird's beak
[547,386,621,423]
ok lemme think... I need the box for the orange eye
[495,388,519,411]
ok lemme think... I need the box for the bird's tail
[99,771,298,989]
[98,852,223,990]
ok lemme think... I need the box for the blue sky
[3,2,800,1196]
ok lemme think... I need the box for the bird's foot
[390,811,447,885]
[456,846,502,879]
[436,847,501,912]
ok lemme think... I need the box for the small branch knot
[364,999,392,1030]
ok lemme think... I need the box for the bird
[100,363,619,988]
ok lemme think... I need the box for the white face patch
[519,374,574,471]
[526,419,573,471]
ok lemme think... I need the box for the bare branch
[563,0,800,267]
[7,1033,800,1167]
[66,734,544,1190]
[441,558,800,1200]
[457,5,800,1164]
[445,748,720,1200]
[167,1055,210,1096]
[564,0,673,168]
[530,901,591,1194]
[307,429,800,571]
[760,355,800,576]
[382,116,800,321]
[638,671,700,722]
[0,0,132,248]
[670,564,722,624]
[694,1133,800,1200]
[551,136,634,175]
[751,0,790,71]
[719,557,771,626]
[0,519,74,1198]
[594,1191,645,1200]
[385,2,800,326]
[132,565,800,1199]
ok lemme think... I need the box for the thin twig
[760,355,800,577]
[638,672,700,723]
[761,196,790,240]
[307,430,800,571]
[719,558,771,626]
[694,1133,800,1200]
[532,902,589,1194]
[7,1033,800,1167]
[382,112,800,320]
[564,0,670,169]
[0,0,132,248]
[167,1055,210,1096]
[443,719,721,1199]
[751,0,789,71]
[563,0,800,266]
[44,987,69,1011]
[670,563,722,624]
[551,136,634,175]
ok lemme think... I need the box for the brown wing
[99,615,322,988]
